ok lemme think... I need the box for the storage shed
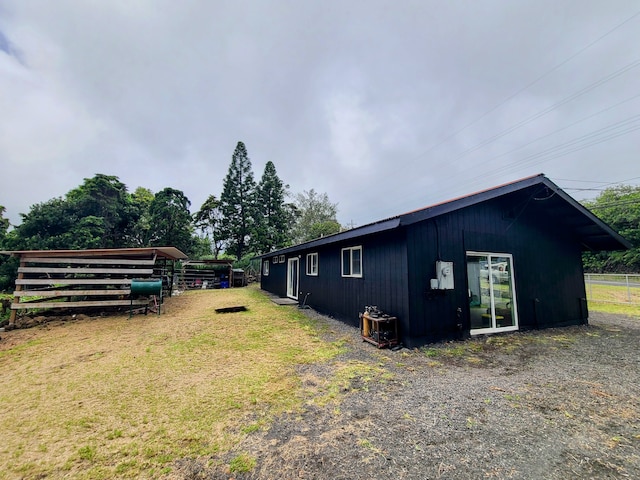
[2,247,187,326]
[260,174,631,347]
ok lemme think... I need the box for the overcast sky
[1,1,639,228]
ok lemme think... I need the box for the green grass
[586,283,640,318]
[585,283,640,305]
[0,286,344,479]
[229,453,256,473]
[588,301,640,318]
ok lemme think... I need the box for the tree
[0,205,9,240]
[582,185,640,273]
[149,188,195,255]
[12,197,80,250]
[10,174,138,250]
[219,141,257,260]
[129,187,155,247]
[66,174,136,248]
[0,205,14,292]
[193,194,224,258]
[253,161,292,254]
[290,189,342,244]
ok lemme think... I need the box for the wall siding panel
[261,187,596,346]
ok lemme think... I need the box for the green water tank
[130,279,162,296]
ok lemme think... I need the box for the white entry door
[287,257,299,300]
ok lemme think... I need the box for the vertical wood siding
[406,194,587,345]
[261,190,588,346]
[295,231,410,332]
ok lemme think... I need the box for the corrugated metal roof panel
[0,247,188,260]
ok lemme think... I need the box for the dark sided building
[260,174,630,347]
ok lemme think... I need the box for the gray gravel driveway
[174,311,640,480]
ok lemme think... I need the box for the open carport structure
[2,247,187,326]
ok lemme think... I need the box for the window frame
[263,260,270,276]
[278,254,285,263]
[306,252,318,276]
[341,246,363,278]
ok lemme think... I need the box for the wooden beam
[21,257,156,266]
[18,267,154,275]
[13,289,131,298]
[11,299,149,310]
[17,279,135,286]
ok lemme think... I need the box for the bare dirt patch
[171,311,640,480]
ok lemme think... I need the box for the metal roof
[260,218,401,257]
[0,247,188,260]
[260,174,630,256]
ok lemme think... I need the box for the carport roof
[262,174,631,256]
[0,246,188,260]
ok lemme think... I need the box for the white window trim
[272,256,278,264]
[278,254,285,263]
[263,260,270,276]
[306,252,318,276]
[341,246,363,278]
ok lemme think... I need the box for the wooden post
[9,257,25,327]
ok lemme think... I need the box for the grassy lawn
[0,286,344,479]
[586,283,640,318]
[588,301,640,318]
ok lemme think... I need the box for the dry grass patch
[0,286,342,479]
[589,300,640,318]
[587,284,640,309]
[419,329,579,367]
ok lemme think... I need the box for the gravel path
[174,311,640,480]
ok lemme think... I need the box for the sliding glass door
[467,252,518,335]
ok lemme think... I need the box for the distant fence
[584,273,640,305]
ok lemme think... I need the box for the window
[263,260,270,276]
[341,246,362,277]
[466,251,518,335]
[278,255,285,263]
[272,256,278,264]
[306,253,318,276]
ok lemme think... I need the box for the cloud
[0,1,639,229]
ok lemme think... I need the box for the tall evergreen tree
[219,141,257,260]
[254,161,292,254]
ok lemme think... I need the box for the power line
[376,9,640,217]
[560,175,640,191]
[449,59,640,163]
[450,93,640,174]
[428,114,640,200]
[407,8,640,163]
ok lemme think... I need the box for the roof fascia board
[540,177,632,250]
[260,218,401,257]
[399,174,546,227]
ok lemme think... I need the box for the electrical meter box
[436,261,454,290]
